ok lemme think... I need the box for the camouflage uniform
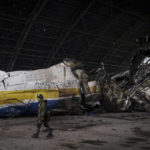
[32,100,53,138]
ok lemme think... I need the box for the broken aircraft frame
[0,60,96,117]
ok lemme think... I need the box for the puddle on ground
[56,123,98,131]
[120,144,132,147]
[141,146,150,150]
[126,137,147,144]
[132,127,150,138]
[80,139,107,145]
[120,136,147,148]
[101,115,148,121]
[61,143,78,149]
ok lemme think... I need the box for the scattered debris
[90,36,150,112]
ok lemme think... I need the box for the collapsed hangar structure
[0,0,150,117]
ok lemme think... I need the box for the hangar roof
[0,0,150,73]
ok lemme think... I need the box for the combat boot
[32,132,39,138]
[46,130,53,138]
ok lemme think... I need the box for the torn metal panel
[93,36,150,112]
[0,70,8,82]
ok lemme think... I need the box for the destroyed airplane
[0,36,150,117]
[93,36,150,112]
[0,59,96,117]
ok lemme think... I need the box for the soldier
[32,94,53,138]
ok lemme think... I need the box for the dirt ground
[0,113,150,150]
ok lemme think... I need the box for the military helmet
[37,94,44,99]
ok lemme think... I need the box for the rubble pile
[90,36,150,112]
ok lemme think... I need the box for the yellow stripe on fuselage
[0,89,59,106]
[0,86,95,106]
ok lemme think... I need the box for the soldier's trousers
[36,120,52,135]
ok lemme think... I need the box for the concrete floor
[0,113,150,150]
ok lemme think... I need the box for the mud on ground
[0,113,150,150]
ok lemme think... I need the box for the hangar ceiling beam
[0,15,137,47]
[99,1,149,21]
[7,0,48,71]
[45,0,96,67]
[81,13,125,61]
[119,20,148,66]
[103,20,146,65]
